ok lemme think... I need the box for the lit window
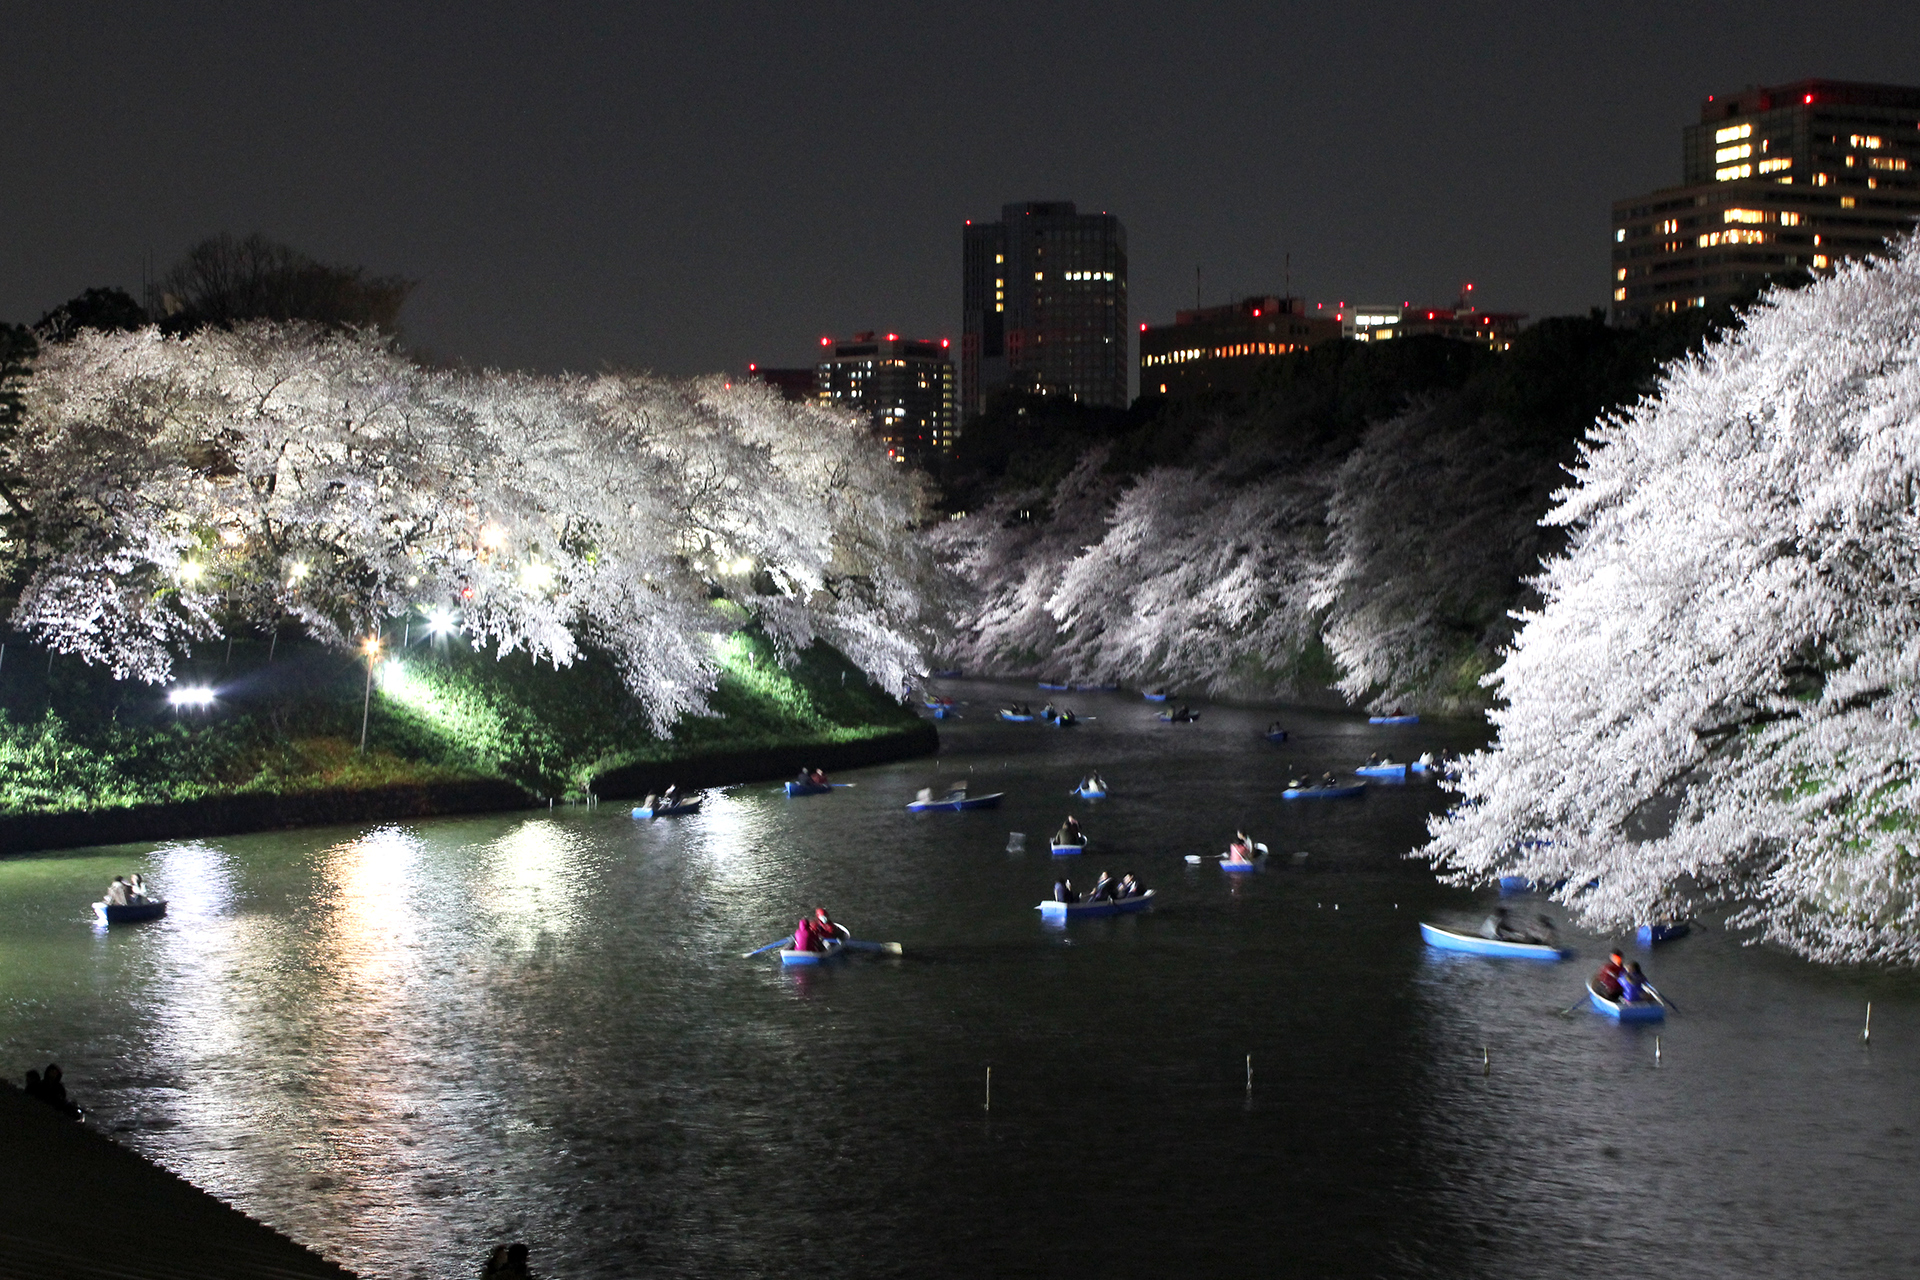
[1724,208,1764,224]
[995,254,1004,263]
[1814,254,1830,268]
[1034,272,1043,280]
[1614,288,1627,301]
[1615,267,1627,281]
[1781,211,1801,226]
[1715,162,1753,181]
[1841,196,1857,208]
[1870,156,1908,171]
[1714,123,1753,144]
[1659,219,1679,234]
[1759,157,1792,174]
[1715,143,1753,163]
[1851,134,1884,149]
[1814,173,1830,186]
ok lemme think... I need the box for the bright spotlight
[424,607,458,637]
[167,686,216,709]
[176,561,206,585]
[520,562,556,592]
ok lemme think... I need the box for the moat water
[3,681,1918,1278]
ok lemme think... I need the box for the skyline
[4,3,1916,380]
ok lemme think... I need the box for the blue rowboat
[93,901,167,924]
[931,668,962,678]
[1637,921,1691,946]
[1588,981,1666,1022]
[1156,710,1200,723]
[1369,714,1420,725]
[1217,855,1266,873]
[1411,758,1437,774]
[906,791,1004,813]
[1072,682,1119,692]
[1072,786,1107,799]
[999,710,1035,723]
[1264,730,1289,743]
[632,797,703,819]
[1419,922,1571,960]
[929,706,954,719]
[1355,762,1408,780]
[1038,889,1155,919]
[1053,714,1080,728]
[779,939,848,966]
[785,780,833,797]
[1050,840,1088,857]
[1038,681,1069,691]
[1499,875,1569,896]
[1283,783,1367,799]
[1143,691,1169,702]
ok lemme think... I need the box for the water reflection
[479,819,589,951]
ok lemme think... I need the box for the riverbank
[1,629,934,853]
[0,1081,358,1279]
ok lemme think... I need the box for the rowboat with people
[1369,714,1419,725]
[1282,782,1367,799]
[1037,889,1155,919]
[94,901,167,924]
[632,795,703,819]
[1588,980,1667,1022]
[1419,922,1571,960]
[906,790,1004,813]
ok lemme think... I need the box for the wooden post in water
[1482,1046,1490,1077]
[984,1066,991,1112]
[1246,1054,1252,1093]
[1655,1036,1662,1066]
[1865,1001,1873,1044]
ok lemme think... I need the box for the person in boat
[1057,708,1077,725]
[1054,815,1086,847]
[25,1063,81,1118]
[914,786,934,803]
[1118,873,1141,898]
[1320,771,1339,788]
[127,874,150,904]
[661,784,680,806]
[1269,721,1284,734]
[813,907,850,943]
[792,915,826,953]
[104,876,131,906]
[1088,871,1117,901]
[1053,877,1075,903]
[808,767,828,786]
[1041,701,1057,720]
[1592,950,1627,999]
[1286,774,1307,790]
[1619,961,1653,1003]
[1365,751,1382,766]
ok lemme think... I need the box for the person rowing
[791,914,826,953]
[1053,877,1076,903]
[1041,701,1058,721]
[1618,961,1656,1004]
[1482,906,1555,945]
[1591,949,1627,999]
[1224,831,1258,864]
[1079,771,1107,793]
[812,907,850,944]
[1054,815,1087,847]
[1118,873,1142,898]
[1088,871,1117,902]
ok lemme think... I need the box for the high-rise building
[962,202,1128,415]
[744,364,816,402]
[1138,297,1340,397]
[1612,79,1920,324]
[814,332,957,464]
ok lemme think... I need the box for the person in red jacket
[792,916,824,952]
[1592,950,1626,999]
[813,907,850,943]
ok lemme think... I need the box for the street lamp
[359,633,382,754]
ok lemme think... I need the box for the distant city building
[1336,288,1525,350]
[1138,297,1340,397]
[746,364,816,402]
[814,332,957,464]
[962,201,1128,414]
[1612,78,1920,324]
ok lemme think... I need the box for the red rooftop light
[1804,93,1814,104]
[820,337,831,346]
[1139,322,1148,331]
[886,333,898,341]
[940,338,950,348]
[748,362,757,371]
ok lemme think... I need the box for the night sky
[4,3,1912,380]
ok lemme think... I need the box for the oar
[742,937,790,959]
[1184,855,1203,864]
[841,940,904,955]
[1558,991,1591,1016]
[1643,982,1681,1014]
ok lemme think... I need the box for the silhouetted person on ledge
[23,1064,82,1119]
[482,1241,532,1278]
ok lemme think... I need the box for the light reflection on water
[2,684,1919,1278]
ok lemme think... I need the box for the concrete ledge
[591,722,939,798]
[0,1082,357,1279]
[0,779,535,856]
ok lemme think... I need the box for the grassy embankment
[0,626,922,817]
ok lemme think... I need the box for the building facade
[1138,297,1340,396]
[814,332,957,464]
[1339,298,1524,350]
[962,201,1128,414]
[1612,79,1920,324]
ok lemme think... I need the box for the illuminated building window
[1698,229,1767,247]
[995,254,1004,263]
[1759,157,1792,174]
[1715,162,1753,181]
[1659,219,1679,234]
[1715,143,1753,163]
[1814,254,1830,268]
[1841,196,1857,208]
[1814,173,1831,186]
[1870,157,1908,171]
[1851,134,1884,149]
[1614,228,1626,242]
[1714,123,1753,143]
[1615,267,1627,281]
[1724,208,1764,224]
[1614,287,1627,301]
[1781,211,1801,226]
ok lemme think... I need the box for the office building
[962,201,1128,414]
[814,332,957,464]
[1612,79,1920,324]
[1337,289,1524,350]
[1138,297,1340,397]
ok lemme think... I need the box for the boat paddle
[840,940,905,955]
[1643,982,1681,1014]
[742,937,791,959]
[1183,855,1203,864]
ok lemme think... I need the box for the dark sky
[4,3,1913,381]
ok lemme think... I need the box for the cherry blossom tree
[1426,234,1920,963]
[5,324,933,729]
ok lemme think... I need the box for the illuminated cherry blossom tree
[5,324,933,728]
[1427,235,1920,963]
